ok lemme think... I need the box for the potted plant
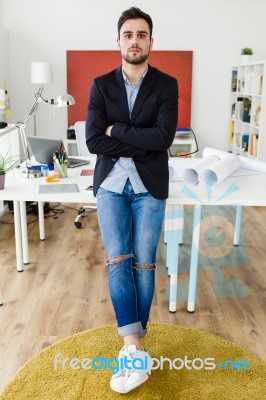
[241,48,253,63]
[0,150,18,190]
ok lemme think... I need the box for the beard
[122,50,149,65]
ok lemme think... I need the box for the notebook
[27,136,90,168]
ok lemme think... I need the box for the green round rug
[1,323,265,400]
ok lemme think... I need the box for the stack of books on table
[174,127,193,139]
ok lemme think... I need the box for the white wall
[0,0,10,119]
[2,0,266,154]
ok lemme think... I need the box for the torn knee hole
[107,254,131,265]
[133,263,156,270]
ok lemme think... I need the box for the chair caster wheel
[75,221,82,229]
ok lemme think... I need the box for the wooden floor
[0,203,266,391]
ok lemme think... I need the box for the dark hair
[117,7,153,38]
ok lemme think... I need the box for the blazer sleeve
[86,79,146,158]
[111,77,178,151]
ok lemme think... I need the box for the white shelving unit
[227,60,266,161]
[169,137,197,158]
[0,124,20,215]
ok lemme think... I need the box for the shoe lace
[124,348,150,380]
[115,368,126,377]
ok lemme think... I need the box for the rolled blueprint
[168,157,197,181]
[169,147,266,186]
[200,153,241,185]
[239,156,266,173]
[202,147,230,159]
[203,147,266,174]
[182,155,219,185]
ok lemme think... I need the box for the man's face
[117,18,153,65]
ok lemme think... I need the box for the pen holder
[54,162,68,178]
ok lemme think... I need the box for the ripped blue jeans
[96,179,165,338]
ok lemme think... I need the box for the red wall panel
[67,50,192,128]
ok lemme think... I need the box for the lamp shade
[55,94,75,108]
[31,62,53,84]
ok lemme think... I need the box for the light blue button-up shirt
[100,69,148,194]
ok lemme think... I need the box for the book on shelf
[231,102,236,118]
[253,134,258,157]
[227,120,234,143]
[236,98,243,120]
[246,72,255,94]
[254,105,261,126]
[249,134,258,157]
[258,75,263,95]
[235,132,242,148]
[242,134,249,151]
[242,97,251,123]
[237,78,245,93]
[231,70,237,92]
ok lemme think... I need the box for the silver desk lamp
[16,62,75,178]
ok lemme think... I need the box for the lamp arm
[23,93,44,127]
[17,124,31,170]
[15,91,74,171]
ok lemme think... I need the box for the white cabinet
[169,137,197,158]
[227,61,266,161]
[0,125,20,215]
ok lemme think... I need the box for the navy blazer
[86,65,178,199]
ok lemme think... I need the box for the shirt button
[112,158,116,162]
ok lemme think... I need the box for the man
[86,7,178,394]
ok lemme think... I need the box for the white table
[166,173,266,312]
[0,158,96,271]
[1,162,266,312]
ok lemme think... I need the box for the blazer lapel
[113,68,131,123]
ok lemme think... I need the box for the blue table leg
[187,205,202,312]
[234,204,242,246]
[165,204,184,312]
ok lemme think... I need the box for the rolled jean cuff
[139,325,147,338]
[118,321,146,337]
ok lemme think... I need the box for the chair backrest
[74,121,92,156]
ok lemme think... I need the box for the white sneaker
[110,346,127,394]
[123,345,153,393]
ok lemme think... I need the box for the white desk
[0,158,96,271]
[1,162,266,312]
[166,173,266,311]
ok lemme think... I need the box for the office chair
[74,121,97,228]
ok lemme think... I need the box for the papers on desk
[38,183,80,194]
[169,147,266,185]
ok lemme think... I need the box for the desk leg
[234,205,242,246]
[165,204,183,312]
[179,204,184,244]
[38,202,45,240]
[13,201,23,272]
[20,201,29,265]
[187,205,202,312]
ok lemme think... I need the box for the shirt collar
[122,68,148,86]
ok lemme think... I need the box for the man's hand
[105,125,113,137]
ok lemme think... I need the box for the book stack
[174,127,193,139]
